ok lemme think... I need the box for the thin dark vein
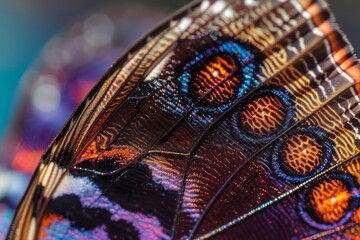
[73,0,222,162]
[174,11,332,240]
[189,81,359,238]
[197,152,360,240]
[79,0,292,159]
[22,3,205,236]
[176,11,330,240]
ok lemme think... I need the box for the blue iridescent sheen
[178,39,259,114]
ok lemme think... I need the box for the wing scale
[7,0,360,239]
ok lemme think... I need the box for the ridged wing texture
[7,0,360,239]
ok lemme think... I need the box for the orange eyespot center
[241,95,285,137]
[283,134,322,175]
[309,178,352,224]
[194,54,240,105]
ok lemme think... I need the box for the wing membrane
[7,0,360,239]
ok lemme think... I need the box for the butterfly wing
[7,0,360,239]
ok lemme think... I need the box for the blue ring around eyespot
[298,172,359,230]
[232,87,295,144]
[178,41,258,114]
[271,127,333,183]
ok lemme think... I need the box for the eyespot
[151,33,264,122]
[172,33,260,116]
[271,128,333,182]
[298,173,359,230]
[232,87,295,143]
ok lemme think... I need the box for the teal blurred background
[0,0,359,142]
[0,0,189,142]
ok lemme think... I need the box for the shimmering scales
[194,54,240,105]
[283,134,322,175]
[77,139,140,175]
[240,94,286,137]
[7,0,360,239]
[81,144,137,163]
[308,178,352,224]
[178,38,258,115]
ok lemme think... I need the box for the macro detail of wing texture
[6,0,360,239]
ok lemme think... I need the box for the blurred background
[0,0,358,238]
[0,0,190,141]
